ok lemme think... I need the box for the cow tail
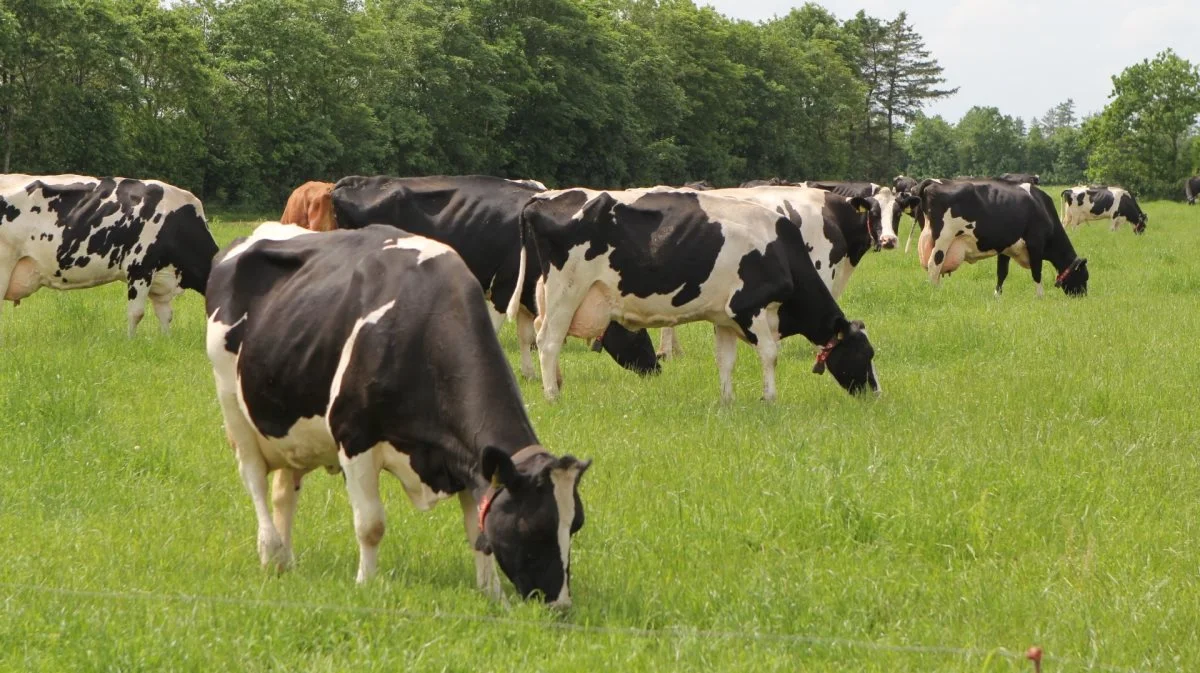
[506,205,530,322]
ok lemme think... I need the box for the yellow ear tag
[490,474,502,488]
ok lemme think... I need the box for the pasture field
[2,197,1199,672]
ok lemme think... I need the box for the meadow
[1,195,1198,672]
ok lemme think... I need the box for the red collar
[816,336,838,364]
[477,446,547,534]
[1056,259,1079,286]
[478,485,504,533]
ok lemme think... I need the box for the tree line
[1,0,1197,207]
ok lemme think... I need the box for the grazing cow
[206,222,591,605]
[280,181,336,231]
[1,174,217,336]
[917,179,1089,297]
[509,189,880,403]
[651,185,876,360]
[1060,185,1147,234]
[894,175,919,194]
[1187,176,1200,205]
[998,173,1040,185]
[739,177,789,188]
[802,181,920,250]
[329,175,659,379]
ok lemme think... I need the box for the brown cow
[280,181,335,231]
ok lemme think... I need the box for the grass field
[2,195,1198,672]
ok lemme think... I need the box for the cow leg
[658,327,684,360]
[1028,246,1046,298]
[126,280,151,338]
[222,408,288,572]
[535,277,587,401]
[458,491,502,600]
[516,309,538,380]
[749,311,781,402]
[269,468,302,569]
[339,448,385,583]
[995,255,1011,297]
[713,324,738,404]
[0,255,14,334]
[487,304,506,332]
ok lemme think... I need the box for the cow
[509,189,880,403]
[1,174,217,337]
[998,173,1040,185]
[893,175,919,194]
[682,180,715,191]
[206,222,591,606]
[646,185,876,359]
[801,181,920,251]
[917,179,1089,297]
[1187,176,1200,205]
[739,177,789,188]
[280,181,336,231]
[1060,185,1147,234]
[329,175,659,380]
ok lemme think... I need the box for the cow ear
[811,360,827,375]
[551,456,592,483]
[481,446,519,489]
[850,197,870,214]
[474,532,493,555]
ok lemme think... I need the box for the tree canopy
[1,1,1197,205]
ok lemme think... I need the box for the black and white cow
[893,175,919,194]
[917,179,1089,297]
[509,189,880,403]
[647,184,877,359]
[329,175,659,379]
[1187,176,1200,205]
[1,174,217,336]
[206,222,591,605]
[1060,185,1147,234]
[739,177,789,188]
[998,173,1040,185]
[802,181,920,251]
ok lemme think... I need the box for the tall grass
[1,203,1197,671]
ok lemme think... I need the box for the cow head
[811,318,880,395]
[477,446,591,607]
[850,197,883,251]
[868,188,902,249]
[1054,257,1089,296]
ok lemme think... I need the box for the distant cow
[280,181,335,231]
[998,173,1040,185]
[329,175,659,379]
[917,179,1088,296]
[1060,185,1147,234]
[739,177,789,188]
[893,175,919,194]
[802,181,920,250]
[511,189,880,403]
[1186,176,1200,205]
[682,180,715,191]
[1,174,217,336]
[206,223,591,605]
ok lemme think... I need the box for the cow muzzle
[881,236,897,250]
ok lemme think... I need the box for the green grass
[2,200,1199,672]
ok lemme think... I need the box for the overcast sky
[704,0,1200,124]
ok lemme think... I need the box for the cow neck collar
[478,445,548,533]
[1055,257,1082,287]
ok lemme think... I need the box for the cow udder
[4,257,42,302]
[918,228,967,274]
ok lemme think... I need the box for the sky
[704,0,1200,125]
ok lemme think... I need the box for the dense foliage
[0,0,1197,205]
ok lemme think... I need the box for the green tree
[1084,49,1200,198]
[904,113,958,178]
[955,106,1025,177]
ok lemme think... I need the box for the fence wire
[1,581,1147,672]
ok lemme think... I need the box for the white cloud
[701,0,1200,123]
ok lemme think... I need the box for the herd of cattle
[1,169,1192,607]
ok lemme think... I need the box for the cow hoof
[258,534,291,573]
